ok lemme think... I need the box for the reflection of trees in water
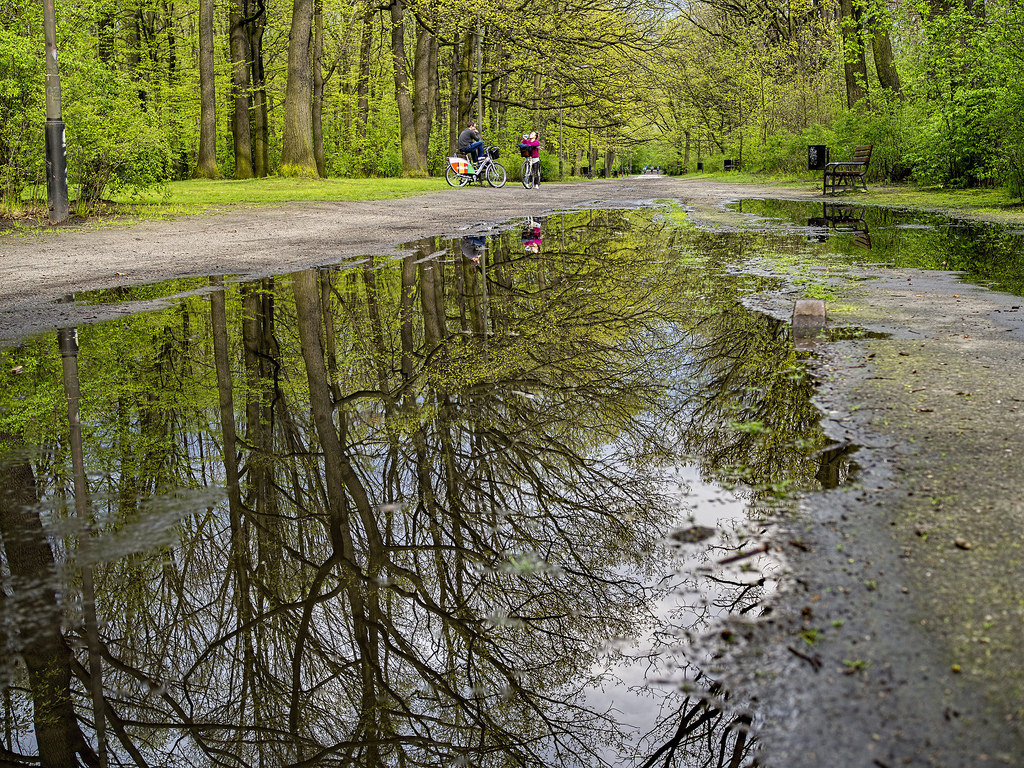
[0,210,834,767]
[636,680,756,768]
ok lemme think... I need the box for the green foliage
[0,7,45,202]
[61,57,174,205]
[905,89,1002,188]
[2,0,1023,200]
[830,98,913,182]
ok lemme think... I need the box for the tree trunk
[391,0,426,176]
[230,0,254,178]
[839,0,869,109]
[357,2,375,141]
[413,20,436,171]
[249,6,270,177]
[490,43,504,134]
[313,0,326,177]
[449,36,461,154]
[281,0,318,176]
[458,29,474,128]
[871,31,902,96]
[196,0,219,177]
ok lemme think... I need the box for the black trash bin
[724,159,733,171]
[808,145,829,171]
[697,162,703,171]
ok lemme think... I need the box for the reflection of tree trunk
[400,255,418,381]
[211,281,250,611]
[241,280,286,612]
[463,256,484,337]
[291,270,388,760]
[211,280,257,757]
[293,270,384,552]
[418,248,444,351]
[0,450,99,768]
[815,443,855,489]
[320,270,344,403]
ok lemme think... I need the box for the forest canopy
[2,0,1023,202]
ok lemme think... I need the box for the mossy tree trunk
[281,0,319,176]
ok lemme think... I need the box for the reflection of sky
[583,464,777,766]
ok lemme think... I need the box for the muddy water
[0,208,856,766]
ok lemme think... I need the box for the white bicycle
[445,147,507,188]
[520,157,541,189]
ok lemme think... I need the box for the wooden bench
[823,145,872,194]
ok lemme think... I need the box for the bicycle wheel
[486,162,507,188]
[445,164,469,187]
[521,159,533,189]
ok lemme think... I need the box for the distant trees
[1,0,1023,197]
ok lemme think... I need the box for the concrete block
[792,299,826,338]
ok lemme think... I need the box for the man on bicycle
[458,120,485,172]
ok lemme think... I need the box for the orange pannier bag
[449,156,471,174]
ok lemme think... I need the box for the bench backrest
[852,145,872,165]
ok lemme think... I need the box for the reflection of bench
[807,203,871,249]
[823,145,872,194]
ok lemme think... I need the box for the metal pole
[43,0,69,223]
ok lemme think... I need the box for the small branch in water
[787,645,822,671]
[717,544,769,565]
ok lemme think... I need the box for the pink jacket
[522,138,540,159]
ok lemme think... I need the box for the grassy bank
[0,176,451,234]
[695,170,1024,223]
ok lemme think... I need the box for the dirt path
[3,176,1023,766]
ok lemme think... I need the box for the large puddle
[3,201,979,766]
[731,197,1024,294]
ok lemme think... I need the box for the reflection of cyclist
[460,235,486,264]
[522,217,542,253]
[458,121,484,169]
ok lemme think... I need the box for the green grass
[0,176,453,235]
[117,176,450,211]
